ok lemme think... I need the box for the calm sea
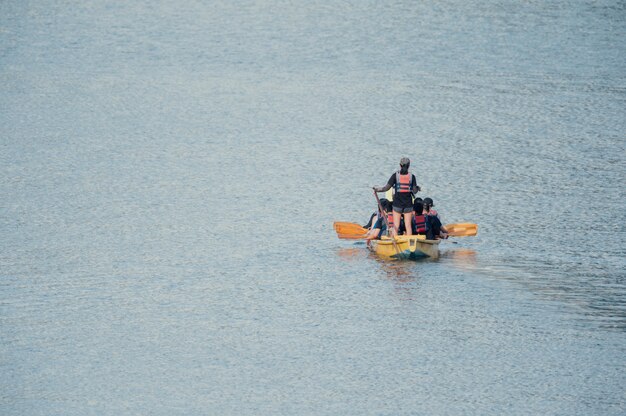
[1,1,625,415]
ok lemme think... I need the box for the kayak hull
[369,235,440,259]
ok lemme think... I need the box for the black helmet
[423,197,434,207]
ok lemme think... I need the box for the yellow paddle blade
[444,223,478,237]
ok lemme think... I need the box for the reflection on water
[336,245,423,300]
[441,248,478,269]
[335,246,367,262]
[337,245,426,283]
[370,254,422,302]
[369,253,419,283]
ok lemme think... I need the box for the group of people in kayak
[365,157,448,243]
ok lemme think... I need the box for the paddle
[337,233,369,240]
[333,222,368,235]
[335,222,478,239]
[444,223,478,237]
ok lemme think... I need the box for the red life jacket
[413,214,426,234]
[425,208,438,217]
[395,171,413,193]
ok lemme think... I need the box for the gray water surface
[1,1,625,415]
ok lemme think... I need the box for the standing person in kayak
[373,157,421,236]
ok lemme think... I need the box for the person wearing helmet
[412,198,427,235]
[373,157,421,236]
[423,197,448,239]
[422,198,437,216]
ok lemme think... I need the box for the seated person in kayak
[363,198,389,229]
[365,200,394,243]
[412,199,427,236]
[397,216,407,235]
[373,157,421,236]
[423,197,448,240]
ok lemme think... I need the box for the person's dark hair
[378,199,389,215]
[414,197,423,204]
[423,197,434,207]
[399,157,410,174]
[413,201,423,215]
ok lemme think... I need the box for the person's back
[423,197,447,239]
[412,201,427,235]
[373,157,421,236]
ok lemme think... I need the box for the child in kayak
[365,200,394,244]
[423,197,448,240]
[412,199,427,236]
[363,198,389,229]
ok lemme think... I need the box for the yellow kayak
[369,235,440,259]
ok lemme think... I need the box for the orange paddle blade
[334,222,369,240]
[333,222,368,235]
[337,233,368,240]
[444,223,478,237]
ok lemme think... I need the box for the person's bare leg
[403,212,413,236]
[392,210,401,235]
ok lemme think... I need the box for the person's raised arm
[373,184,391,193]
[374,174,395,193]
